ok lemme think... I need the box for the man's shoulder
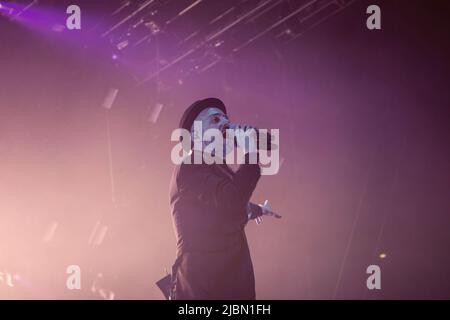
[173,161,208,180]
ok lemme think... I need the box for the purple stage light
[0,2,14,15]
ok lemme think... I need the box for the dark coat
[169,153,262,300]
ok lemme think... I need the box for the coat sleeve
[178,154,261,214]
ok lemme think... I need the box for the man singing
[167,97,280,300]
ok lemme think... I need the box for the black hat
[179,97,227,131]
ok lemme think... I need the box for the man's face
[191,107,230,137]
[191,107,232,154]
